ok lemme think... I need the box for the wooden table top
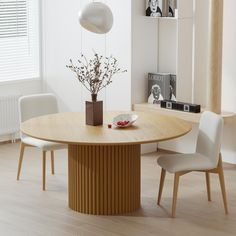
[21,112,192,145]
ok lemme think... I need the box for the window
[0,0,40,82]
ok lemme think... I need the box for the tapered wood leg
[51,151,55,175]
[218,155,228,214]
[206,172,211,201]
[172,173,180,218]
[42,151,46,191]
[17,142,25,180]
[157,168,166,205]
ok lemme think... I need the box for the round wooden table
[21,111,191,215]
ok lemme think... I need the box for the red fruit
[117,120,130,126]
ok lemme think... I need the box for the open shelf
[146,16,178,20]
[133,103,236,125]
[145,16,193,20]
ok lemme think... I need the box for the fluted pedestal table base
[68,144,141,215]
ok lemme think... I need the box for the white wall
[222,0,236,113]
[41,0,131,112]
[193,0,209,106]
[221,0,236,163]
[0,79,41,97]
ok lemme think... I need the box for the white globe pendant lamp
[78,2,113,34]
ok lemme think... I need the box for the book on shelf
[148,73,177,104]
[170,74,177,101]
[169,0,177,17]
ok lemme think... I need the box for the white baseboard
[0,132,20,143]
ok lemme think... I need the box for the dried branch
[66,52,127,97]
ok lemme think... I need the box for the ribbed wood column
[207,0,224,114]
[68,144,141,215]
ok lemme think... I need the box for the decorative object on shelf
[67,53,126,126]
[168,0,177,17]
[113,114,138,128]
[162,0,169,17]
[78,2,113,34]
[146,0,171,17]
[148,73,176,104]
[161,100,201,113]
[146,0,162,17]
[170,74,177,101]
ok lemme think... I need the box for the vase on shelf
[86,94,103,126]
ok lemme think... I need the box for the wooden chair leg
[218,155,228,214]
[205,172,211,201]
[172,173,180,218]
[17,143,25,180]
[51,151,55,175]
[42,151,46,191]
[157,168,166,205]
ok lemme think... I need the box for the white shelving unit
[152,0,195,103]
[131,0,194,105]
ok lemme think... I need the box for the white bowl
[113,114,138,128]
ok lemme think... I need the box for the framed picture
[148,73,171,104]
[146,0,162,17]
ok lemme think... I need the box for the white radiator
[0,95,21,139]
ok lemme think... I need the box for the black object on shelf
[161,100,201,113]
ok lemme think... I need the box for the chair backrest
[19,93,58,123]
[196,111,224,166]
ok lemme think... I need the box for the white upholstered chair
[157,111,228,217]
[17,94,67,190]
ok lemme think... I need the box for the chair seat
[22,136,67,151]
[157,153,217,173]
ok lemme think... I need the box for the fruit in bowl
[113,114,138,128]
[116,120,130,126]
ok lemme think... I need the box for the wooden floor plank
[0,143,236,236]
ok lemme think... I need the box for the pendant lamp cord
[80,0,83,109]
[80,0,109,111]
[104,0,107,111]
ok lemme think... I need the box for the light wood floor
[0,143,236,236]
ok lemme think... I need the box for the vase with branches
[67,52,126,126]
[67,53,126,102]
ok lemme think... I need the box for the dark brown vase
[86,94,103,126]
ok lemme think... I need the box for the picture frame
[146,0,162,17]
[148,73,177,104]
[148,73,171,104]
